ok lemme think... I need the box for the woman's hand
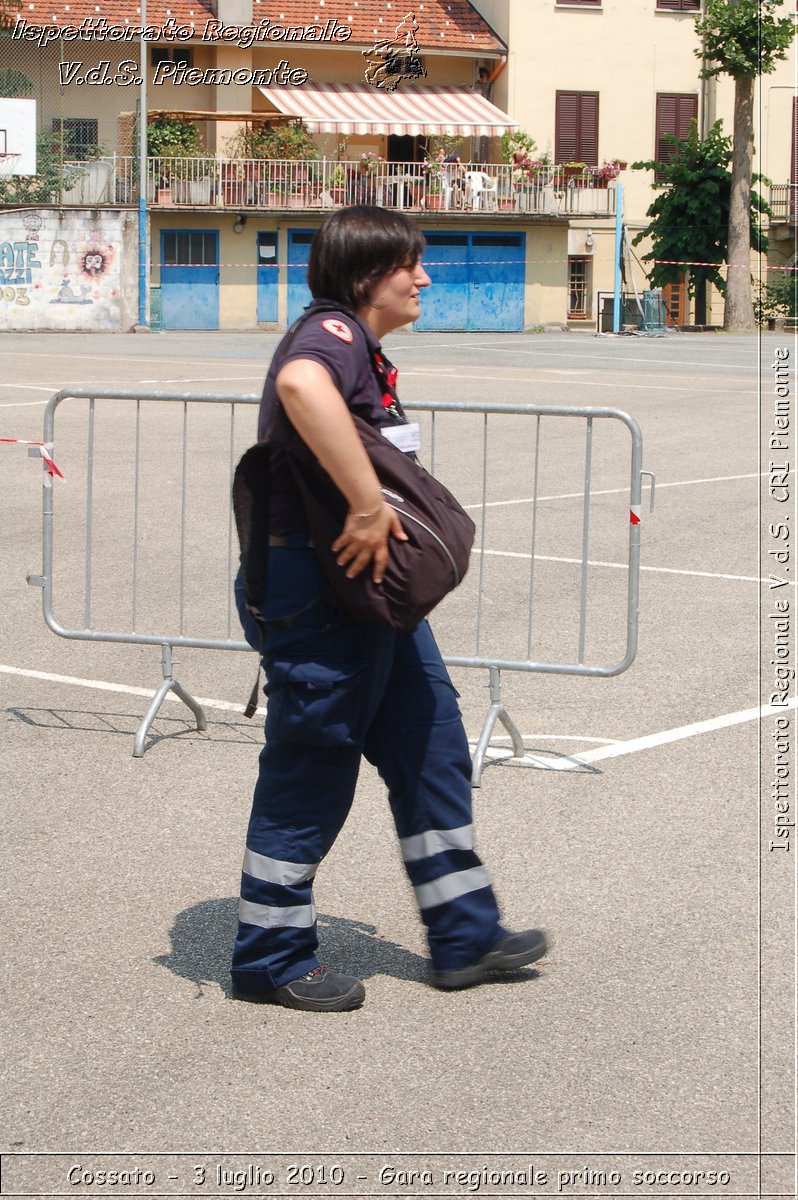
[332,503,408,583]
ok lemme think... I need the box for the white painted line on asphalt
[464,471,771,511]
[424,339,760,371]
[475,548,789,586]
[3,665,784,772]
[138,377,263,385]
[0,664,256,715]
[0,384,58,394]
[528,700,797,772]
[0,400,49,408]
[401,370,744,395]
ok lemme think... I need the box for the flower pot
[425,194,444,210]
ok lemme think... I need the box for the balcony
[57,157,619,219]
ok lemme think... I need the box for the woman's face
[361,258,431,336]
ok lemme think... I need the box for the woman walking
[232,206,547,1010]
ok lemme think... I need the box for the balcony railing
[55,156,619,217]
[769,184,798,223]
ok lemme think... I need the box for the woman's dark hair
[307,206,426,310]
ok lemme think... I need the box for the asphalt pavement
[0,327,792,1198]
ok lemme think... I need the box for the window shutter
[556,0,601,6]
[656,0,700,11]
[555,91,599,165]
[579,93,599,165]
[555,92,579,164]
[655,93,698,165]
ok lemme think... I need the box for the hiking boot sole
[431,930,548,990]
[232,981,365,1012]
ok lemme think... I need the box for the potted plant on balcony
[586,160,623,188]
[227,120,319,207]
[147,115,207,204]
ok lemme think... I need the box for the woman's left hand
[332,503,408,583]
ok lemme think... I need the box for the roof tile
[5,0,505,53]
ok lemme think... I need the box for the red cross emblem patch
[321,318,353,343]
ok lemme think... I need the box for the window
[656,0,700,10]
[162,231,217,267]
[568,257,590,318]
[556,0,601,5]
[555,92,599,166]
[655,93,698,175]
[52,118,98,161]
[151,47,194,69]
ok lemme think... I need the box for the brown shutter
[579,93,599,166]
[556,91,599,165]
[655,93,698,164]
[657,0,700,11]
[556,0,600,6]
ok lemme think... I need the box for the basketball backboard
[0,99,37,175]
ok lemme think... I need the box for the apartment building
[0,0,794,331]
[470,0,797,326]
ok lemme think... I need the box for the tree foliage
[0,133,64,205]
[632,120,769,296]
[692,0,794,329]
[695,0,794,79]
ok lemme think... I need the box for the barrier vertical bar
[578,416,594,664]
[475,412,489,655]
[132,399,141,630]
[84,398,95,629]
[179,401,188,635]
[526,414,542,659]
[226,403,236,641]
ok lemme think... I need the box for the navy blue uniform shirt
[257,300,401,534]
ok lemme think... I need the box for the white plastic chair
[464,170,498,211]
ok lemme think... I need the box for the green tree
[632,119,769,324]
[694,0,794,331]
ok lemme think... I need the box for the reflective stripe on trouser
[231,556,503,992]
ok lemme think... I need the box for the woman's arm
[276,357,407,583]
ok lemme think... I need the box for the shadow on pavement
[153,897,431,997]
[7,705,262,748]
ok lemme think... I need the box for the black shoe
[431,929,548,990]
[233,966,365,1011]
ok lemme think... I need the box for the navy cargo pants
[231,545,505,993]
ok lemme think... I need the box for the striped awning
[258,83,519,138]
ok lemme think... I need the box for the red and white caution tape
[0,438,63,479]
[646,258,797,271]
[630,506,641,526]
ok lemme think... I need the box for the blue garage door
[257,231,279,323]
[287,229,315,325]
[285,228,525,332]
[161,230,219,330]
[417,231,525,331]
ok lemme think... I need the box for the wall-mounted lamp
[585,228,595,250]
[233,213,247,234]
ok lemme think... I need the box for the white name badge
[381,422,421,453]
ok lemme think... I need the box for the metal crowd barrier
[30,390,650,783]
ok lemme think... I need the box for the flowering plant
[587,159,623,181]
[360,151,384,172]
[512,159,547,188]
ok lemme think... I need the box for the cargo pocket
[264,658,368,748]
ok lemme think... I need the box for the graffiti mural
[0,209,136,330]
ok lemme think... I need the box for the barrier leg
[132,644,208,758]
[470,667,526,788]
